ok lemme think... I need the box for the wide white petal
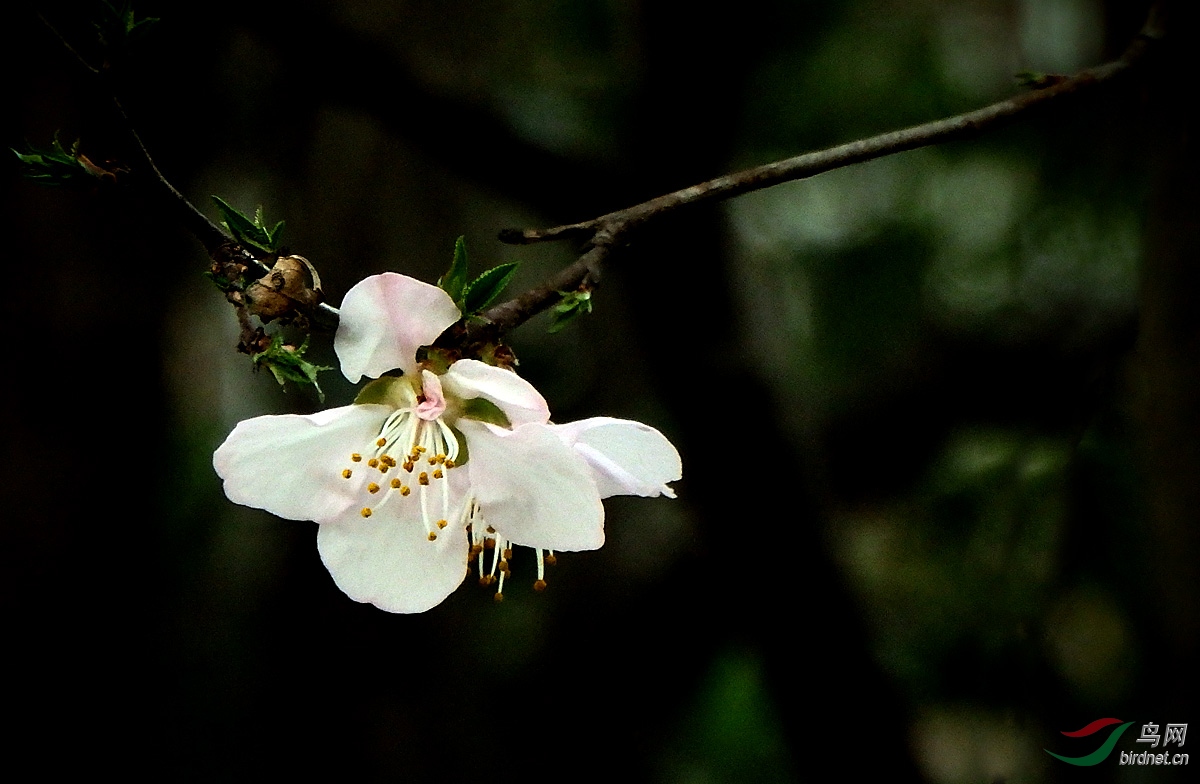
[335,272,461,382]
[442,359,550,426]
[318,501,469,613]
[550,417,682,499]
[213,405,391,524]
[458,420,604,551]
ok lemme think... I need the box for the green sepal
[437,235,470,303]
[353,375,415,407]
[461,397,511,428]
[463,263,519,314]
[252,334,331,401]
[12,135,91,185]
[447,423,470,467]
[547,289,592,333]
[212,196,285,253]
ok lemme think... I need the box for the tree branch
[482,2,1166,337]
[34,1,1168,354]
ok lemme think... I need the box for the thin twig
[483,2,1166,337]
[110,95,238,257]
[37,13,244,257]
[38,11,341,323]
[36,12,100,75]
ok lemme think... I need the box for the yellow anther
[351,453,362,462]
[360,508,372,518]
[486,526,496,534]
[367,458,379,468]
[428,456,437,465]
[427,532,438,541]
[468,544,483,557]
[479,575,496,586]
[437,519,448,529]
[367,483,380,494]
[390,478,402,489]
[435,453,446,463]
[376,437,387,447]
[415,446,427,453]
[381,455,396,467]
[493,593,504,603]
[533,579,548,592]
[484,539,496,550]
[444,459,456,469]
[418,472,429,486]
[400,486,411,496]
[403,461,414,472]
[544,553,557,566]
[341,469,353,479]
[432,469,443,479]
[503,548,513,560]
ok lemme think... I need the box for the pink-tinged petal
[550,417,682,499]
[213,405,391,524]
[318,503,469,613]
[335,272,461,382]
[415,369,448,421]
[458,420,604,551]
[442,359,550,426]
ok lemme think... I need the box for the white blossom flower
[213,272,681,613]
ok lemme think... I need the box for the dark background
[3,1,1195,781]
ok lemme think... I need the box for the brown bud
[243,255,324,321]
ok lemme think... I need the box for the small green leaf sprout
[547,289,592,333]
[435,236,519,316]
[212,196,286,254]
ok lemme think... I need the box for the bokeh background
[3,0,1195,781]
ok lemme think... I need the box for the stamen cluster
[465,506,557,601]
[342,402,555,597]
[342,407,459,542]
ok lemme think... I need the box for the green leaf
[1014,71,1062,89]
[212,195,284,252]
[212,195,261,245]
[96,2,159,50]
[437,235,471,302]
[252,334,331,401]
[547,289,592,333]
[268,219,286,247]
[11,135,92,185]
[462,262,519,314]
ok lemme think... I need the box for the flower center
[341,404,463,541]
[339,371,557,600]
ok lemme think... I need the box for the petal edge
[550,417,681,499]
